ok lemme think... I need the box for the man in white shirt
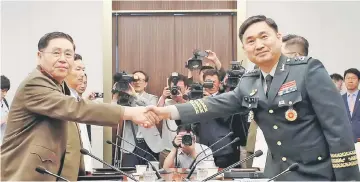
[157,73,189,168]
[163,124,215,169]
[1,75,11,145]
[61,54,93,180]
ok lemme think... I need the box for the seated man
[163,125,215,169]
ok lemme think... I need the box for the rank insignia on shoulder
[244,69,260,77]
[286,56,312,65]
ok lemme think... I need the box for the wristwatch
[172,140,181,148]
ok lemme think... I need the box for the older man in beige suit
[0,32,158,181]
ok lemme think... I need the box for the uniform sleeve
[24,76,124,126]
[305,59,360,180]
[174,82,243,125]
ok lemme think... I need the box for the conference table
[80,168,264,181]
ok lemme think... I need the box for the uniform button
[289,101,293,105]
[269,110,274,114]
[273,125,278,129]
[318,156,322,161]
[282,157,287,161]
[277,141,282,146]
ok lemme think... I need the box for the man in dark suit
[342,68,360,142]
[0,32,157,181]
[147,15,360,180]
[197,69,238,168]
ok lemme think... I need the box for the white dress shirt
[69,88,93,172]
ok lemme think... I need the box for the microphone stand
[114,123,123,168]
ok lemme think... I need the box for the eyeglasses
[41,50,74,59]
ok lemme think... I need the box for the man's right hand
[162,87,171,98]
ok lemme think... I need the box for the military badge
[285,108,297,121]
[278,80,297,96]
[250,89,257,96]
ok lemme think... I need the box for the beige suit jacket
[1,66,124,181]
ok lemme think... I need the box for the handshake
[124,105,173,128]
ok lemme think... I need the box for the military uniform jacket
[174,55,360,181]
[1,66,124,181]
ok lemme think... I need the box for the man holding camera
[114,71,163,167]
[197,69,239,168]
[163,125,214,169]
[157,73,189,168]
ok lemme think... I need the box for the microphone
[35,166,69,182]
[116,135,158,162]
[185,137,240,180]
[188,131,234,169]
[267,163,299,182]
[201,150,263,182]
[80,148,138,182]
[106,140,163,181]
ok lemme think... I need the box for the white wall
[1,1,104,168]
[246,1,360,75]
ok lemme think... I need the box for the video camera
[226,61,246,89]
[185,49,208,70]
[112,72,138,106]
[112,71,138,92]
[188,80,214,100]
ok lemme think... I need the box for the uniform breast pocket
[276,91,303,108]
[29,144,58,173]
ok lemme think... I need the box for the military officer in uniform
[147,15,360,181]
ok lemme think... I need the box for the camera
[185,49,208,70]
[169,72,180,96]
[203,80,214,89]
[226,61,246,89]
[182,134,193,146]
[188,83,204,100]
[112,71,138,92]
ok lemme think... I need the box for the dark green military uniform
[174,55,360,181]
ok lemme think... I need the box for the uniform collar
[260,61,278,78]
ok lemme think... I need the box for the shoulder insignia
[286,56,312,65]
[243,69,260,77]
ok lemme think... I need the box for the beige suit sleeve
[23,76,124,126]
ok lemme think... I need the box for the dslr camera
[226,61,246,89]
[182,133,193,146]
[169,72,180,96]
[185,49,208,70]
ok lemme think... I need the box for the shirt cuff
[168,105,180,120]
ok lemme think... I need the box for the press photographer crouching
[162,124,215,170]
[158,73,190,168]
[112,71,162,167]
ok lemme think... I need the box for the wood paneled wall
[112,15,237,97]
[113,1,236,11]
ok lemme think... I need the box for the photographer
[158,73,189,168]
[186,50,226,84]
[163,124,214,169]
[197,69,239,168]
[112,71,162,167]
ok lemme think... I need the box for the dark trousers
[214,151,240,168]
[122,138,159,167]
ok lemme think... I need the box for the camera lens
[182,134,193,146]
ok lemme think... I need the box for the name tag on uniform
[278,80,297,96]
